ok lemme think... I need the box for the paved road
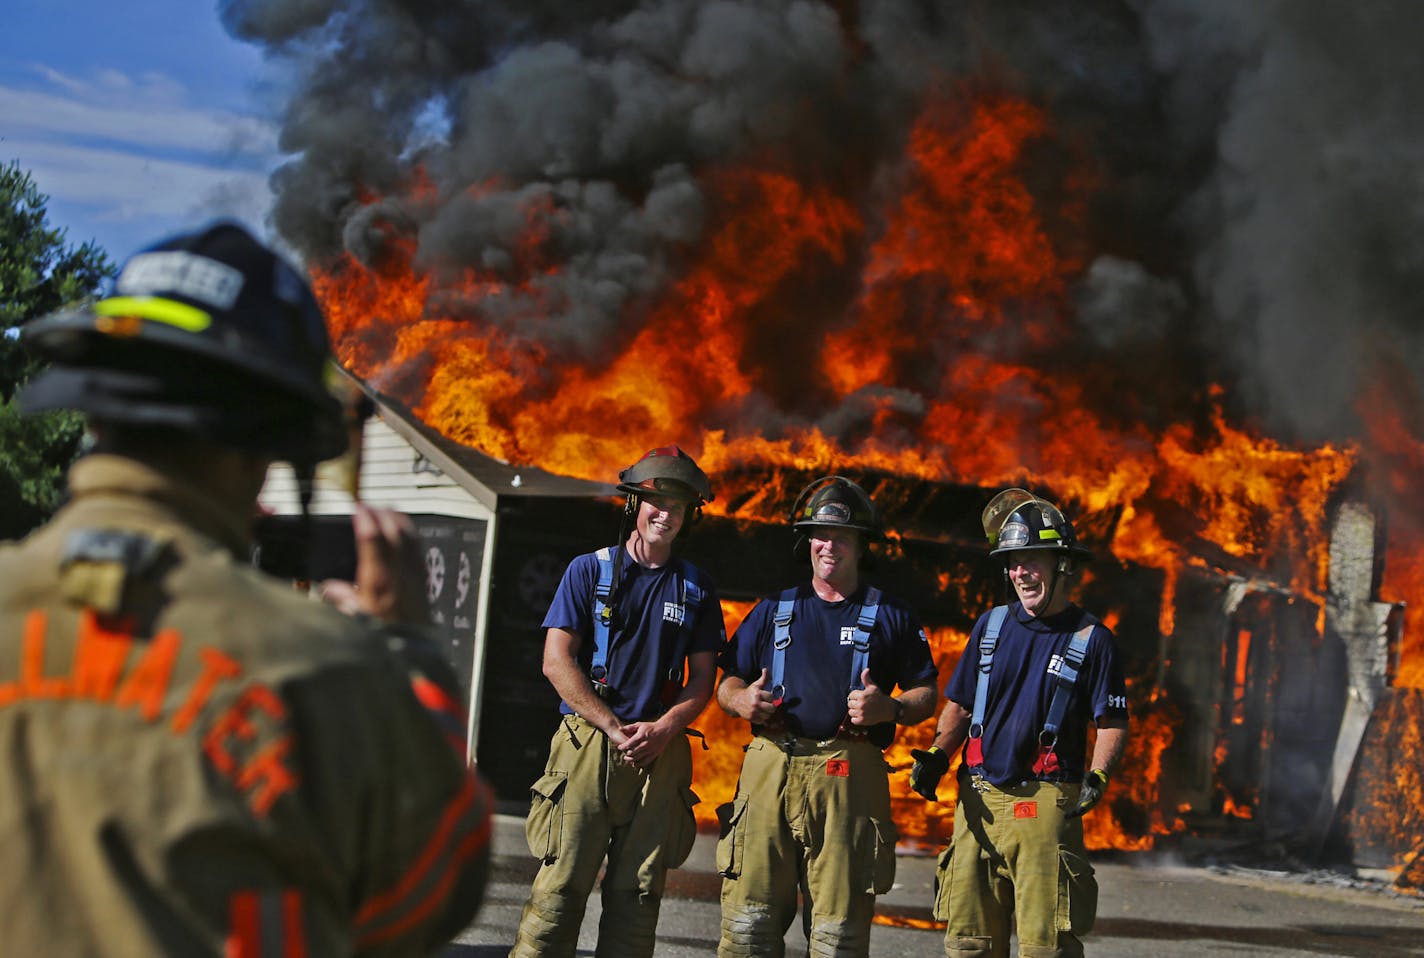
[447,814,1424,957]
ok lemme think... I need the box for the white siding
[259,413,492,522]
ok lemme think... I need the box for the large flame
[313,86,1421,859]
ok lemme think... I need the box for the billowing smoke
[221,0,1424,448]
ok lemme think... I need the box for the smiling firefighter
[714,475,939,957]
[0,222,492,956]
[512,445,727,958]
[911,488,1130,958]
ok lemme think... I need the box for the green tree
[1,160,114,539]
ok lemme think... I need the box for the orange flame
[311,84,1422,858]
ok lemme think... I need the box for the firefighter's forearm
[932,699,971,755]
[1090,719,1128,776]
[659,652,717,732]
[893,683,938,726]
[542,628,621,735]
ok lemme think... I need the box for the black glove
[1066,769,1110,818]
[909,746,951,801]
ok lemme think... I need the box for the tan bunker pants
[716,735,898,958]
[511,715,699,958]
[934,768,1098,958]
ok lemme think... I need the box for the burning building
[232,0,1424,888]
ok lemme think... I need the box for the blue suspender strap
[770,589,796,705]
[1029,616,1097,777]
[848,586,882,690]
[666,562,704,683]
[591,546,616,683]
[965,604,1008,770]
[1040,621,1096,738]
[970,605,1008,728]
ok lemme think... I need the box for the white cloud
[0,62,283,260]
[8,137,271,222]
[1,68,278,163]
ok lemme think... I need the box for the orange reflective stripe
[410,675,467,754]
[410,675,461,720]
[282,890,306,958]
[227,891,260,958]
[226,889,306,958]
[353,772,493,947]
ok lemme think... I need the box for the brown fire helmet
[616,445,713,507]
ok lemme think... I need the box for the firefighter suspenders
[769,586,883,708]
[590,546,704,694]
[965,606,1097,777]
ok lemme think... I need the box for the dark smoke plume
[222,0,1424,448]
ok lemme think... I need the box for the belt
[757,731,875,756]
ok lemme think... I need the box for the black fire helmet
[20,221,345,466]
[789,475,884,540]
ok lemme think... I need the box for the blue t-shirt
[542,547,726,723]
[944,602,1128,785]
[719,583,937,743]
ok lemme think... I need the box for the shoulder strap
[1040,616,1098,737]
[590,546,618,683]
[680,562,704,620]
[964,604,1009,770]
[662,560,706,685]
[770,588,797,705]
[847,586,882,691]
[969,605,1008,730]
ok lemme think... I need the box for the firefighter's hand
[617,719,674,768]
[909,746,950,801]
[737,669,778,724]
[319,505,427,624]
[846,669,889,726]
[1066,769,1110,818]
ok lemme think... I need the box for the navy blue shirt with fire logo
[542,547,725,723]
[944,602,1128,786]
[720,583,937,745]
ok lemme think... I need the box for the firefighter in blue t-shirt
[715,476,939,957]
[911,489,1130,958]
[512,446,728,958]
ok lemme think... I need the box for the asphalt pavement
[446,812,1424,957]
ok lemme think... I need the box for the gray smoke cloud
[1137,0,1424,442]
[220,0,1424,448]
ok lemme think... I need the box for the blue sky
[2,1,284,266]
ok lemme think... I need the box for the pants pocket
[931,842,954,922]
[524,771,568,863]
[855,816,899,895]
[715,796,748,878]
[665,785,702,870]
[1056,846,1098,935]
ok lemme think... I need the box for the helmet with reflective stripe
[790,475,883,540]
[616,445,713,505]
[982,488,1092,560]
[20,221,344,465]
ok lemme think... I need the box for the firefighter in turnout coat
[911,489,1130,958]
[0,223,492,956]
[512,446,727,958]
[715,476,938,957]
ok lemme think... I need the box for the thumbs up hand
[846,669,894,726]
[740,668,778,723]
